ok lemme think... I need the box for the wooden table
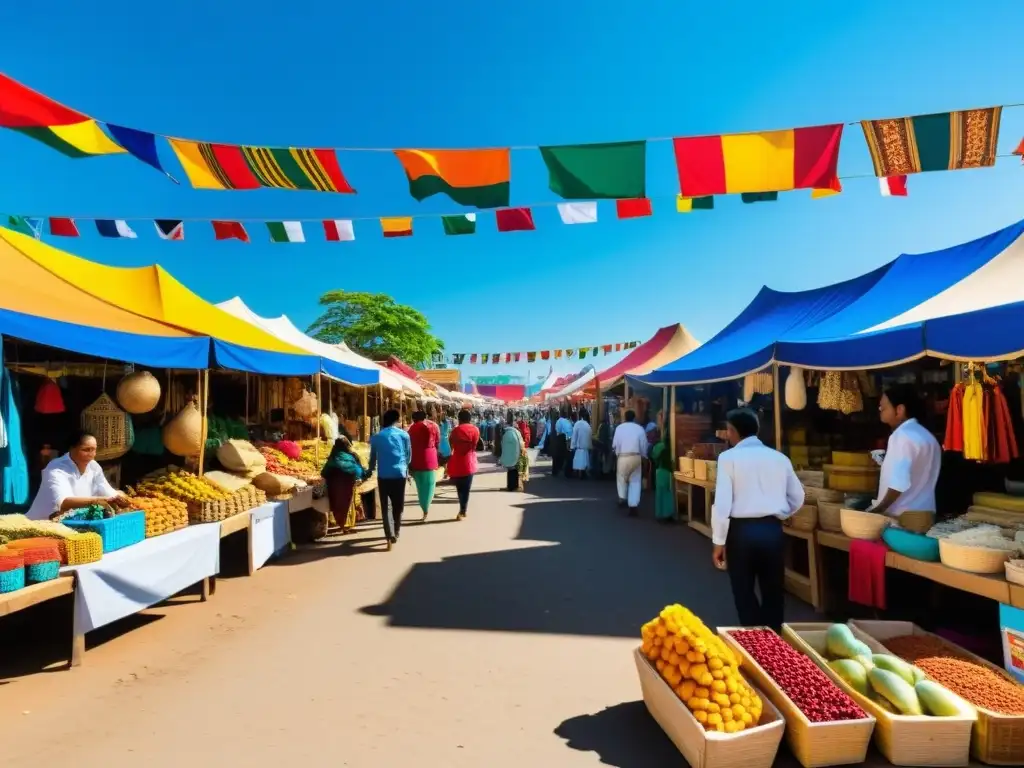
[782,526,821,611]
[0,575,75,619]
[673,473,714,538]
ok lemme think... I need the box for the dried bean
[883,635,1024,715]
[730,629,866,722]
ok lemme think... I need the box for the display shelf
[816,531,851,552]
[674,472,715,537]
[783,526,821,610]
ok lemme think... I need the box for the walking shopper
[650,432,676,523]
[501,412,525,491]
[448,409,480,520]
[323,436,369,533]
[368,408,412,550]
[407,410,440,520]
[552,409,572,475]
[570,411,593,478]
[612,409,648,515]
[711,408,803,631]
[438,408,453,479]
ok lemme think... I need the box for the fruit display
[257,445,319,481]
[298,439,334,470]
[818,624,963,716]
[640,604,764,733]
[881,633,1024,715]
[727,629,867,722]
[0,514,77,541]
[122,495,189,538]
[132,467,231,503]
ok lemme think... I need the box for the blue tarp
[320,357,382,386]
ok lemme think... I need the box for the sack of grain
[216,439,266,473]
[252,472,289,496]
[203,470,252,493]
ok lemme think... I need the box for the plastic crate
[63,510,145,553]
[25,560,59,584]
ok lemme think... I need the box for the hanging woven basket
[116,370,162,414]
[81,393,130,461]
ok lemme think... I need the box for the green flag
[539,140,646,199]
[441,213,476,236]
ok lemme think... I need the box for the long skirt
[552,435,568,474]
[412,469,436,514]
[655,468,675,520]
[572,448,590,472]
[327,472,357,529]
[517,451,530,487]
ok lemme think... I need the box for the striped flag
[49,217,79,237]
[323,219,355,242]
[267,221,305,243]
[154,220,184,240]
[880,176,908,197]
[96,219,137,239]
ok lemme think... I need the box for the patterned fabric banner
[861,108,1001,176]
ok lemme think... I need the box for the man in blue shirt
[369,408,412,549]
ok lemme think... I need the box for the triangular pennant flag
[741,192,778,203]
[8,216,42,238]
[540,141,646,199]
[323,219,355,242]
[106,124,177,181]
[566,349,575,358]
[880,176,908,197]
[212,220,250,242]
[580,348,588,359]
[267,221,305,243]
[554,350,563,359]
[95,219,137,239]
[676,195,715,212]
[154,219,184,240]
[1015,138,1024,163]
[441,213,476,236]
[495,207,535,232]
[557,201,598,224]
[616,198,652,219]
[48,217,79,237]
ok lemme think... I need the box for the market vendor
[26,430,128,520]
[867,384,941,533]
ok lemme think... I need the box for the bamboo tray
[633,648,785,768]
[718,627,875,767]
[850,620,1023,766]
[784,623,975,766]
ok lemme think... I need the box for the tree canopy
[307,290,444,368]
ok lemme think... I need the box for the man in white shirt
[711,409,803,631]
[869,384,941,522]
[570,411,593,478]
[612,409,649,515]
[26,430,127,520]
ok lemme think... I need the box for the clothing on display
[944,375,1019,463]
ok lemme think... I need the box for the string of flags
[447,343,641,366]
[0,72,1013,212]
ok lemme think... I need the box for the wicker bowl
[803,486,842,504]
[795,469,824,489]
[840,508,889,540]
[831,451,875,467]
[788,504,818,531]
[1004,559,1024,586]
[939,538,1013,574]
[678,456,694,477]
[817,501,843,532]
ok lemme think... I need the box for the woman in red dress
[447,409,481,520]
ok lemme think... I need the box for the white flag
[323,219,355,242]
[557,202,598,225]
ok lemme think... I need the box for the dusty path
[1,456,823,767]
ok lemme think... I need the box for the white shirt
[875,418,941,517]
[711,437,804,546]
[26,453,117,520]
[571,420,593,451]
[612,421,649,457]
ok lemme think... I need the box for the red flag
[513,352,521,362]
[496,207,536,232]
[1014,138,1024,163]
[212,220,250,242]
[616,198,652,219]
[470,354,478,364]
[48,217,79,237]
[879,176,908,197]
[540,350,550,360]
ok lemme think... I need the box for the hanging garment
[943,383,964,452]
[1,365,29,506]
[988,385,1019,464]
[962,380,984,460]
[983,386,992,462]
[848,538,887,610]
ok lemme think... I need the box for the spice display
[121,495,189,538]
[133,468,231,502]
[816,371,864,415]
[882,634,1024,715]
[0,514,77,541]
[728,629,867,722]
[640,605,764,733]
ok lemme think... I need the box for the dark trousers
[725,517,785,631]
[552,435,567,474]
[506,468,519,491]
[378,477,406,541]
[452,475,473,514]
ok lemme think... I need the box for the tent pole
[772,363,782,451]
[669,386,677,464]
[315,374,322,466]
[362,386,368,442]
[197,369,209,477]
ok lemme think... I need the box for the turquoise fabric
[325,450,367,479]
[1,359,29,506]
[501,426,523,468]
[439,419,452,458]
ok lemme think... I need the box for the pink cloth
[848,539,887,609]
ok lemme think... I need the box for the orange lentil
[883,635,1024,715]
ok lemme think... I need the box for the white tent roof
[217,297,416,393]
[546,365,596,401]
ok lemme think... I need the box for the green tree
[307,290,444,367]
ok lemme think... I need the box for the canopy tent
[0,229,209,368]
[639,218,1024,385]
[331,342,421,394]
[216,297,381,387]
[0,228,319,375]
[551,324,701,399]
[545,366,595,401]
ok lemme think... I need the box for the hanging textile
[943,382,964,452]
[1,360,29,506]
[962,380,984,461]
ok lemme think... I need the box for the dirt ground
[1,456,857,768]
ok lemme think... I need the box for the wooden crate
[850,620,1024,766]
[718,627,875,767]
[784,623,975,766]
[633,648,785,768]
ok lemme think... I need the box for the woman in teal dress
[651,433,676,522]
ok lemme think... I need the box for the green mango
[825,624,873,664]
[915,680,962,717]
[871,654,918,686]
[869,668,923,716]
[829,659,870,696]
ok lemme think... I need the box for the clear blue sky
[2,1,1023,382]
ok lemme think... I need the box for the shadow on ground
[360,467,819,638]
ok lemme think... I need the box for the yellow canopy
[0,227,308,355]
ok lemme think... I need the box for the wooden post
[314,374,322,466]
[362,385,368,442]
[772,363,782,451]
[669,386,677,463]
[624,378,631,412]
[197,369,210,476]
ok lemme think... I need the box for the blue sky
[2,1,1024,382]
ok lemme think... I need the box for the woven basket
[81,392,130,461]
[789,504,818,531]
[825,464,879,493]
[803,486,843,504]
[25,560,59,584]
[840,508,889,540]
[817,501,843,532]
[1005,559,1024,587]
[795,470,824,489]
[939,538,1012,574]
[831,451,875,467]
[56,532,104,566]
[896,509,934,535]
[0,565,25,593]
[63,511,145,553]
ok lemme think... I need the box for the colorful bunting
[676,195,714,212]
[879,176,908,197]
[673,124,843,198]
[495,207,535,232]
[481,354,489,364]
[452,354,466,365]
[323,219,355,242]
[381,217,413,238]
[616,198,652,219]
[540,351,551,360]
[441,213,476,236]
[48,217,79,237]
[394,148,510,208]
[527,352,537,363]
[95,219,137,239]
[154,220,184,240]
[1014,138,1024,163]
[741,192,778,204]
[212,220,250,242]
[811,178,842,199]
[861,108,1001,176]
[557,202,598,224]
[492,354,500,364]
[267,221,305,243]
[8,216,41,238]
[106,124,176,180]
[539,141,646,199]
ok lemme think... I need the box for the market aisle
[2,456,828,768]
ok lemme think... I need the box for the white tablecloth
[250,501,290,571]
[62,523,221,635]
